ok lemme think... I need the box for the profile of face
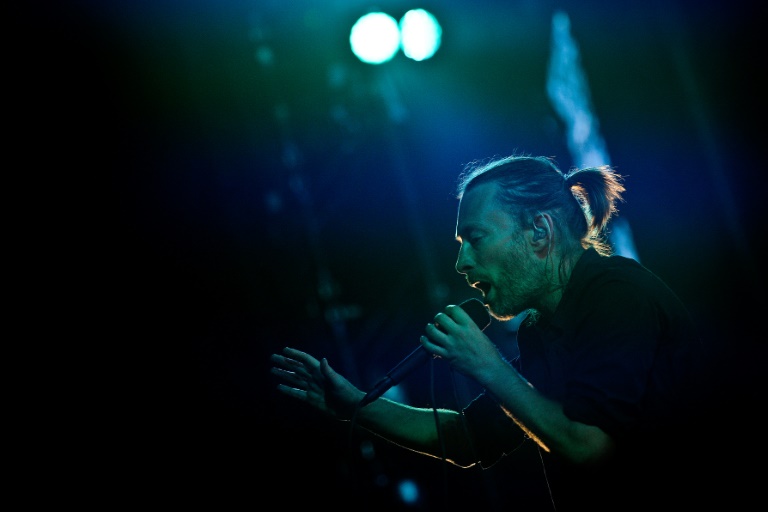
[455,182,549,321]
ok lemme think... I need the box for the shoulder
[563,249,694,331]
[570,249,659,297]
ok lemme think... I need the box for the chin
[486,299,517,323]
[486,302,508,322]
[490,310,514,322]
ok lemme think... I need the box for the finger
[444,304,471,324]
[425,322,447,339]
[269,355,309,380]
[420,335,444,358]
[271,366,308,388]
[282,347,321,368]
[435,310,461,331]
[270,353,301,369]
[276,383,308,401]
[270,353,296,368]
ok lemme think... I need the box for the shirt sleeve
[461,391,530,468]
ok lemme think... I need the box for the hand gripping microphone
[358,298,491,407]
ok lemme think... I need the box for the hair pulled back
[456,154,625,257]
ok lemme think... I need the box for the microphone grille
[458,298,491,330]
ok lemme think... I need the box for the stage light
[349,12,400,64]
[397,479,420,505]
[399,9,441,61]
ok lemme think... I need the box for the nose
[455,244,474,274]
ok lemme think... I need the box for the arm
[423,305,616,466]
[270,347,479,467]
[476,356,615,466]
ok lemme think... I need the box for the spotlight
[349,12,400,65]
[400,9,441,61]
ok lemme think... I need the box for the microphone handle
[358,346,431,407]
[358,298,489,407]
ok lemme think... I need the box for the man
[271,155,714,510]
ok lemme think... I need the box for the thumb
[321,358,364,401]
[320,357,344,384]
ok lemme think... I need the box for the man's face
[455,182,547,321]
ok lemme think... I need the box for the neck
[537,286,564,317]
[538,247,583,316]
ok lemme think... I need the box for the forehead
[456,182,514,235]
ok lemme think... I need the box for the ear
[530,213,554,254]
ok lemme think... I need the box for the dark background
[40,0,764,508]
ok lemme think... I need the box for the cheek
[495,239,529,272]
[500,236,526,258]
[476,234,525,268]
[479,240,513,268]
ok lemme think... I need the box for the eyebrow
[455,222,484,241]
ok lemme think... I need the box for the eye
[467,234,483,246]
[458,228,485,247]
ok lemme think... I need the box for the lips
[468,278,490,296]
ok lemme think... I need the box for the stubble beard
[487,254,548,322]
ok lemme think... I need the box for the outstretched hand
[270,347,365,420]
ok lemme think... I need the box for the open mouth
[470,280,490,296]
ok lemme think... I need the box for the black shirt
[463,248,711,510]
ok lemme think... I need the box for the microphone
[358,298,491,407]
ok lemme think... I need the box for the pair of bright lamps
[350,9,442,64]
